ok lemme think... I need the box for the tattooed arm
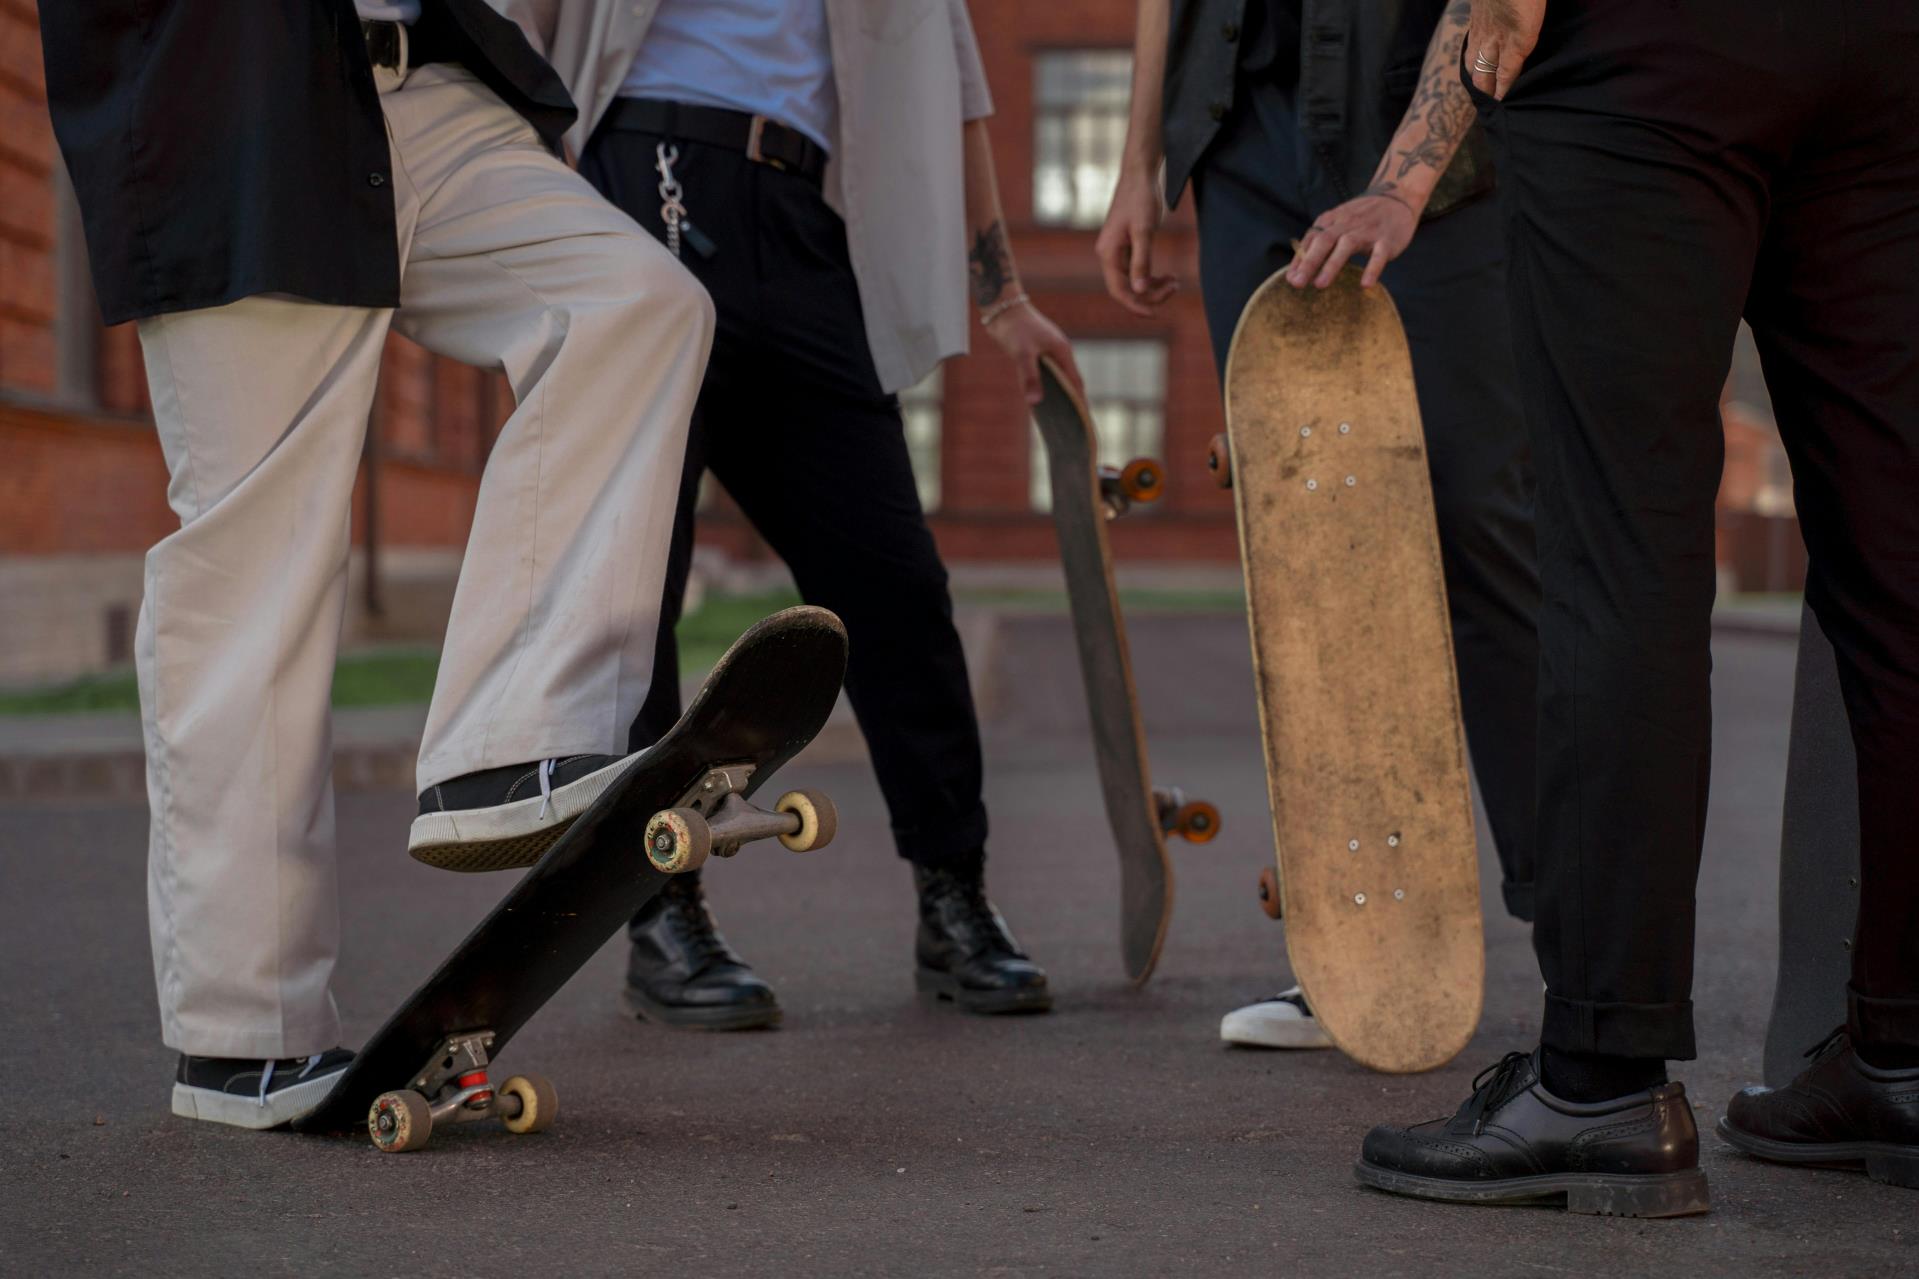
[1286,0,1476,289]
[962,117,1083,403]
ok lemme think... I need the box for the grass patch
[954,586,1245,614]
[0,590,809,717]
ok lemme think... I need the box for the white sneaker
[1220,987,1333,1049]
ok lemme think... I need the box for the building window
[901,368,944,513]
[1033,50,1133,229]
[1031,339,1167,512]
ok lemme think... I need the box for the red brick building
[0,1,1792,685]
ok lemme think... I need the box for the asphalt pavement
[3,614,1913,1277]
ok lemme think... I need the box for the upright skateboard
[293,606,848,1151]
[1763,603,1858,1087]
[1218,265,1482,1073]
[1033,356,1219,986]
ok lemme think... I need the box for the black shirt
[39,0,577,326]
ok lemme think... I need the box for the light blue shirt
[356,1,421,21]
[619,0,839,154]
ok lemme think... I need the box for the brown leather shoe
[1719,1030,1919,1189]
[1356,1050,1710,1217]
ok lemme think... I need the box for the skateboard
[1217,264,1483,1073]
[293,605,848,1151]
[1032,355,1220,986]
[1763,602,1858,1087]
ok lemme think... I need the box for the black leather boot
[1355,1050,1711,1217]
[1720,1029,1919,1189]
[623,872,779,1030]
[912,864,1052,1015]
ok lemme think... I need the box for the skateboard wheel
[1257,867,1283,921]
[775,788,838,852]
[1118,458,1165,504]
[1205,430,1235,485]
[368,1089,432,1154]
[499,1073,558,1135]
[1172,799,1221,843]
[645,807,712,874]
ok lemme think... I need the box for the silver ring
[1472,50,1499,74]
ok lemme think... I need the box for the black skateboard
[1031,357,1219,985]
[293,605,848,1151]
[1763,603,1859,1087]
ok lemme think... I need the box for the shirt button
[1209,101,1227,121]
[368,173,387,188]
[1222,21,1240,41]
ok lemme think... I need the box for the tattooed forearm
[969,220,1016,308]
[1369,0,1475,203]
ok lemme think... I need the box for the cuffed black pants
[1191,73,1543,922]
[1471,0,1919,1060]
[581,119,990,874]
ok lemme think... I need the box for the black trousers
[580,121,990,873]
[1191,73,1543,922]
[1473,0,1919,1060]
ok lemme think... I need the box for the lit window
[1034,51,1133,229]
[1031,340,1167,512]
[900,368,944,513]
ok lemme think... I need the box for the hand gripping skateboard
[1763,602,1859,1087]
[1217,265,1483,1073]
[1032,356,1221,986]
[292,606,848,1151]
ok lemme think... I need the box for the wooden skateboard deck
[293,606,847,1147]
[1032,357,1218,986]
[1763,602,1858,1087]
[1220,266,1482,1073]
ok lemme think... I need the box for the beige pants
[136,59,713,1058]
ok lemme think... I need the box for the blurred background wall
[0,1,1798,689]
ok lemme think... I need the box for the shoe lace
[1461,1051,1533,1136]
[257,1052,325,1105]
[926,870,1007,953]
[536,758,557,821]
[663,878,730,967]
[1803,1026,1850,1062]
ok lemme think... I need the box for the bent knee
[578,230,716,342]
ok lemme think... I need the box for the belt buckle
[745,115,788,172]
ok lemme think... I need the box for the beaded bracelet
[979,291,1031,326]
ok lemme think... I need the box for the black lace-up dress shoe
[623,871,780,1030]
[913,865,1052,1015]
[1355,1050,1711,1217]
[1720,1029,1919,1189]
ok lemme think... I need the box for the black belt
[363,19,453,72]
[600,98,829,184]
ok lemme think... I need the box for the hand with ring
[1467,0,1547,101]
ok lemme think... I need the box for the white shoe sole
[170,1070,343,1130]
[408,749,646,873]
[1221,1014,1334,1050]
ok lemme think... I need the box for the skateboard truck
[644,763,838,874]
[1153,786,1221,843]
[1097,458,1166,519]
[367,1031,557,1153]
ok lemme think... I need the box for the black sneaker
[410,751,643,872]
[172,1048,354,1130]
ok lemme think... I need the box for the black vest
[1162,0,1493,217]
